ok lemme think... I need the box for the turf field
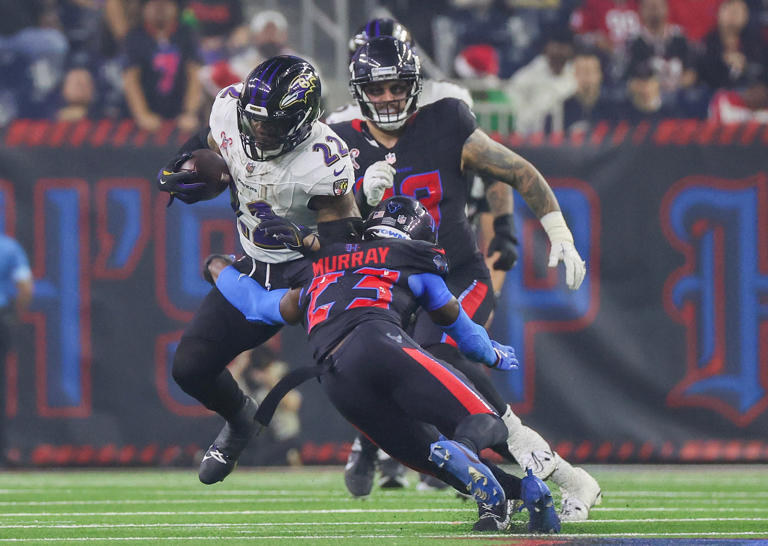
[1,465,767,544]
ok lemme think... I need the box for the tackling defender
[156,55,360,485]
[213,195,561,534]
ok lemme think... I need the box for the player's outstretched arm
[214,266,303,325]
[408,272,518,370]
[461,129,586,290]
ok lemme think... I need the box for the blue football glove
[489,340,518,371]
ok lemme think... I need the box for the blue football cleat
[520,468,561,533]
[429,439,505,506]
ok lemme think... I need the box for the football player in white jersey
[157,55,360,485]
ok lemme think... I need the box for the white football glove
[540,211,586,290]
[362,160,396,206]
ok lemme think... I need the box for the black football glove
[157,152,210,206]
[256,215,315,253]
[487,214,519,270]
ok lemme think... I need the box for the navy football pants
[321,318,514,493]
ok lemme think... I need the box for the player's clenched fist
[362,160,396,206]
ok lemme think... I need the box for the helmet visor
[239,111,298,151]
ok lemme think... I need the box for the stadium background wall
[1,118,767,467]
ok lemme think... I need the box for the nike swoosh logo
[333,166,345,176]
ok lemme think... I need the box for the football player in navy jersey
[328,36,601,522]
[326,17,518,494]
[212,196,560,534]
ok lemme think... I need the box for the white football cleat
[505,425,559,479]
[558,467,602,522]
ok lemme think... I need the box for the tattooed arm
[461,129,586,290]
[461,129,558,218]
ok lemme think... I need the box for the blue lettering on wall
[663,177,768,425]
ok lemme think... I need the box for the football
[179,148,231,198]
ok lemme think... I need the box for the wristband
[493,214,516,239]
[540,211,574,244]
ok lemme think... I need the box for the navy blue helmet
[237,56,321,161]
[363,196,436,244]
[349,37,422,131]
[349,18,413,56]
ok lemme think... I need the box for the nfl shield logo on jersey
[433,254,448,273]
[385,152,396,164]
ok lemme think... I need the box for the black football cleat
[198,397,258,485]
[344,436,378,497]
[378,455,409,489]
[472,500,511,532]
[416,472,450,491]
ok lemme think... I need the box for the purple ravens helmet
[238,55,321,161]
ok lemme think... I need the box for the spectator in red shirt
[667,0,721,43]
[570,0,641,54]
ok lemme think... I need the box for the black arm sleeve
[317,217,364,244]
[177,126,211,154]
[354,190,374,220]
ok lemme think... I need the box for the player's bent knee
[171,338,220,396]
[454,413,508,453]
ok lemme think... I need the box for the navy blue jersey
[297,239,449,360]
[330,98,487,278]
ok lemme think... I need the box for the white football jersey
[210,83,354,264]
[324,79,474,124]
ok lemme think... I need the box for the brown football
[179,148,231,198]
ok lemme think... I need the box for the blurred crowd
[1,0,767,135]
